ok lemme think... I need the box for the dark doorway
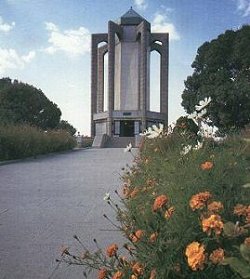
[120,120,134,137]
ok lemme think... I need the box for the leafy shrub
[120,134,250,278]
[0,124,76,161]
[81,137,93,148]
[0,78,61,129]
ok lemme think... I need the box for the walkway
[0,148,134,279]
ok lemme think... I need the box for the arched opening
[150,50,161,112]
[98,42,107,48]
[114,32,122,110]
[104,52,108,112]
[115,33,120,44]
[97,41,108,112]
[153,40,162,46]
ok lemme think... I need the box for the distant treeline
[0,78,78,161]
[0,77,77,135]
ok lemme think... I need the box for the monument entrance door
[120,120,134,137]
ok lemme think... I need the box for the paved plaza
[0,148,134,279]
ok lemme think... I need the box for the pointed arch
[150,50,161,112]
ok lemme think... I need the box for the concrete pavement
[0,148,134,279]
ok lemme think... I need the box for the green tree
[0,78,61,129]
[173,116,199,141]
[181,25,250,132]
[57,120,77,136]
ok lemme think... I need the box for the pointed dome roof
[121,7,143,19]
[117,7,147,25]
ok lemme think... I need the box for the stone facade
[91,8,169,141]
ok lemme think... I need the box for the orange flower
[149,232,158,243]
[233,205,250,224]
[209,248,224,264]
[122,184,130,198]
[244,237,250,247]
[246,213,250,224]
[130,188,139,198]
[130,230,144,243]
[112,271,124,279]
[106,243,118,257]
[234,204,247,216]
[130,275,138,279]
[132,262,144,276]
[185,241,206,271]
[129,233,135,242]
[200,161,213,170]
[189,191,212,211]
[149,269,157,279]
[98,268,108,279]
[245,206,250,223]
[207,201,224,213]
[202,214,223,236]
[135,229,144,239]
[146,178,157,187]
[164,206,175,219]
[153,194,168,211]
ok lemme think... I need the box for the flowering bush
[59,98,250,278]
[58,134,250,278]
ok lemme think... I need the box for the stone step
[105,137,135,148]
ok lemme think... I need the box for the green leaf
[223,222,248,237]
[240,244,250,263]
[223,257,250,278]
[224,222,236,237]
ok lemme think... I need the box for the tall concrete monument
[91,8,169,147]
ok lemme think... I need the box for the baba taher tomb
[91,8,169,147]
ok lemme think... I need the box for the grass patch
[0,124,76,161]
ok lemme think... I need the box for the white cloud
[21,51,36,63]
[44,22,91,56]
[151,12,180,41]
[0,16,15,33]
[134,0,147,10]
[236,0,250,16]
[45,22,59,32]
[0,48,36,75]
[160,5,174,14]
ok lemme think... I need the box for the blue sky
[0,0,250,135]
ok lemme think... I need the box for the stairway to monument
[105,137,135,148]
